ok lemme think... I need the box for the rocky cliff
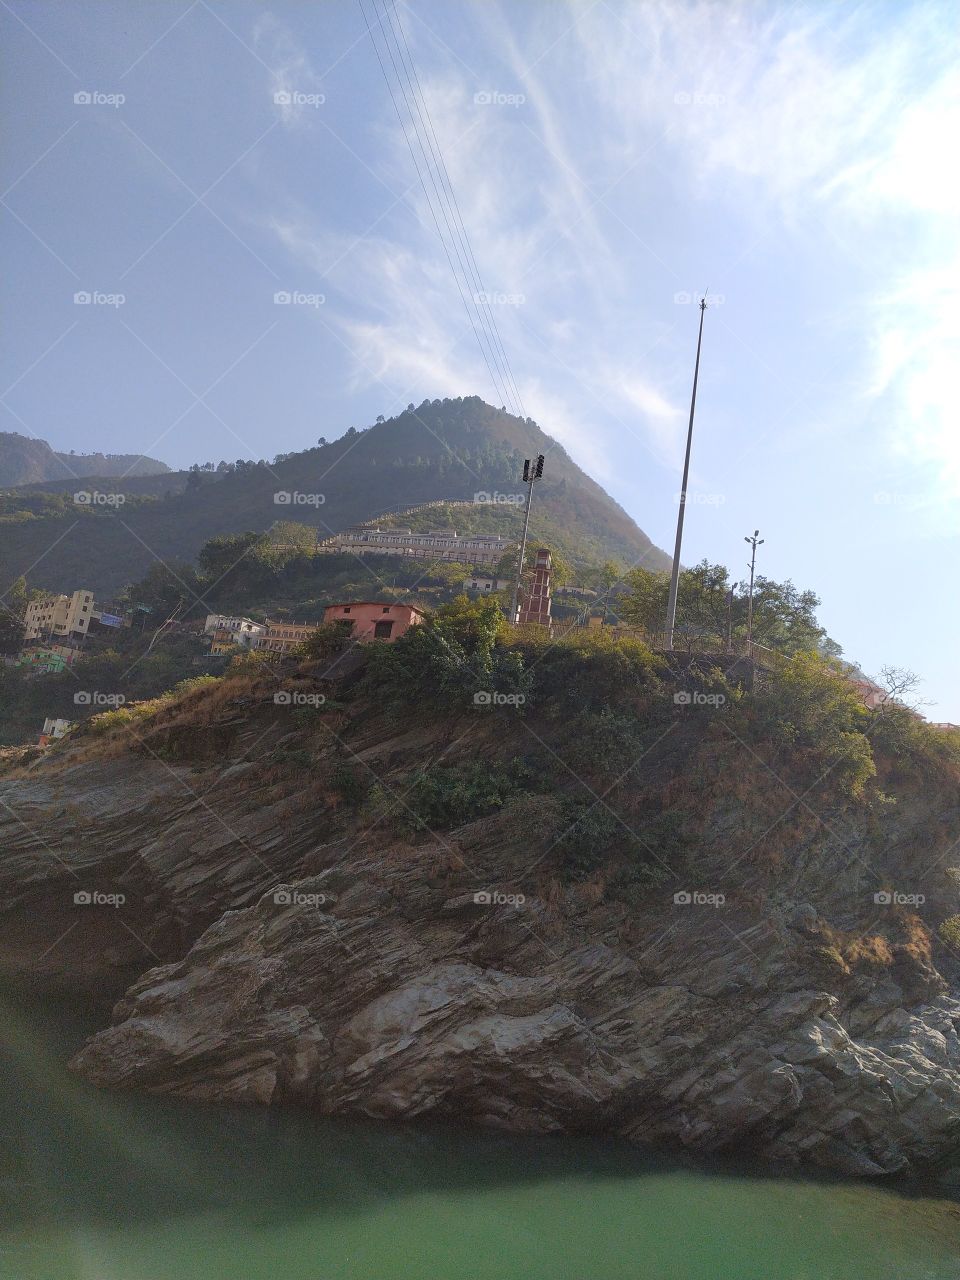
[2,650,959,1185]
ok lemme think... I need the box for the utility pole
[725,585,734,653]
[744,529,764,647]
[665,295,708,649]
[510,454,543,624]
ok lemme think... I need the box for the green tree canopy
[619,559,832,655]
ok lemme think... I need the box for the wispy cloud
[253,12,325,128]
[260,0,957,519]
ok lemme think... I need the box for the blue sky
[2,1,959,715]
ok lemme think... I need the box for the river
[2,984,958,1280]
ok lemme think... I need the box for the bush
[330,760,366,804]
[554,800,689,886]
[297,622,353,661]
[554,801,620,880]
[516,629,663,717]
[561,708,662,782]
[363,596,532,714]
[938,916,960,952]
[732,652,876,796]
[400,758,534,833]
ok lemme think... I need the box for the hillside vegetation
[0,398,668,596]
[5,605,960,1181]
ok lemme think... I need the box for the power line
[373,0,512,412]
[377,0,527,420]
[358,0,526,419]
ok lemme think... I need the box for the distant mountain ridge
[0,431,170,486]
[0,398,669,596]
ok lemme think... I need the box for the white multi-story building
[203,615,266,648]
[463,575,509,593]
[323,526,509,567]
[24,590,94,643]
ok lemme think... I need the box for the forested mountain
[0,431,170,486]
[0,398,669,597]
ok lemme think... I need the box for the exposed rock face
[69,850,960,1181]
[3,689,960,1183]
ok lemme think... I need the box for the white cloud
[253,13,325,128]
[262,0,957,515]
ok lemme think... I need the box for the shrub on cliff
[394,758,535,833]
[511,628,663,716]
[362,595,532,713]
[729,652,876,796]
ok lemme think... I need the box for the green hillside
[0,431,170,486]
[0,398,669,597]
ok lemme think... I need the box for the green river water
[2,985,959,1280]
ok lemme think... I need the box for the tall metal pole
[744,529,764,647]
[510,456,542,624]
[665,297,708,649]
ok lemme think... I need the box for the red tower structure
[518,547,553,633]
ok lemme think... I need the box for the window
[382,606,390,613]
[374,620,394,639]
[343,607,351,614]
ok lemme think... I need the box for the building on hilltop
[321,525,510,567]
[518,548,553,633]
[322,602,425,642]
[24,590,94,645]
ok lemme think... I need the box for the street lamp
[744,530,764,647]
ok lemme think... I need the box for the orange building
[322,602,426,642]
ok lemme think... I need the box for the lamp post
[665,296,708,649]
[744,529,764,648]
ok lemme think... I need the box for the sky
[2,0,959,715]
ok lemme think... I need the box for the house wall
[322,603,424,643]
[24,590,94,642]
